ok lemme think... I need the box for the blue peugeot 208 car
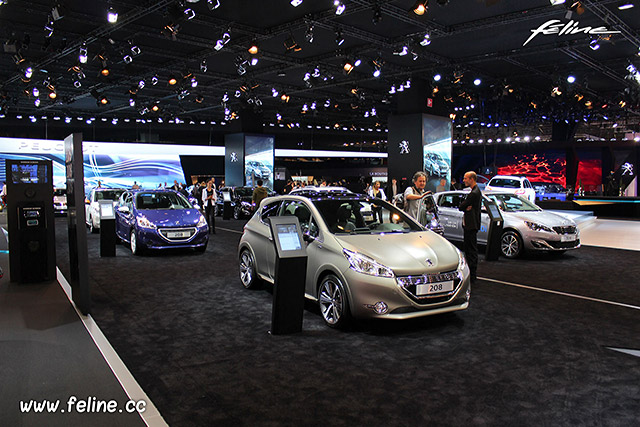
[115,189,209,255]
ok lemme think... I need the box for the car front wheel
[130,230,144,255]
[233,206,241,220]
[239,249,260,289]
[318,274,351,329]
[501,230,523,259]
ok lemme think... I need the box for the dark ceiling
[0,0,639,146]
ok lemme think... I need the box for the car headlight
[197,215,207,227]
[343,248,394,278]
[524,221,554,233]
[456,248,467,272]
[137,215,157,229]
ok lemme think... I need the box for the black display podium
[99,201,117,257]
[268,216,308,335]
[484,199,504,261]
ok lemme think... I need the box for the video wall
[422,115,452,193]
[244,135,274,188]
[496,151,567,186]
[0,137,223,194]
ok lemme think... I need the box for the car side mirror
[303,231,315,243]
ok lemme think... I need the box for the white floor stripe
[607,347,640,358]
[216,226,243,234]
[479,276,640,311]
[56,268,168,427]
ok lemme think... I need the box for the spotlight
[550,0,566,4]
[335,30,345,46]
[567,75,576,83]
[343,59,354,74]
[248,42,258,55]
[433,73,441,81]
[272,87,279,97]
[617,1,634,10]
[32,87,39,97]
[291,0,303,6]
[412,1,428,15]
[107,6,118,23]
[168,76,177,85]
[98,95,109,105]
[79,43,88,64]
[334,1,346,15]
[152,75,159,85]
[100,66,110,76]
[305,23,314,43]
[183,8,196,20]
[372,6,382,24]
[24,67,33,79]
[420,33,431,46]
[34,99,40,107]
[280,93,290,102]
[589,38,600,50]
[138,79,145,89]
[44,15,55,38]
[284,35,301,52]
[394,45,409,56]
[123,54,133,64]
[48,90,57,99]
[129,97,136,107]
[73,80,81,88]
[250,56,259,66]
[207,0,221,10]
[151,104,159,112]
[195,94,204,103]
[191,76,198,87]
[474,78,481,86]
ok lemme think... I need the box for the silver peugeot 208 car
[238,190,470,329]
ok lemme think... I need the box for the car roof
[277,192,366,202]
[290,186,352,194]
[489,175,528,181]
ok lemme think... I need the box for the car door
[436,193,464,241]
[256,200,281,281]
[478,199,491,245]
[116,192,134,240]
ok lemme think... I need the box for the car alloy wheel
[239,249,259,289]
[233,206,240,220]
[318,274,350,329]
[501,230,522,259]
[130,230,144,255]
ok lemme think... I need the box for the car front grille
[396,270,462,302]
[553,225,577,235]
[158,227,197,242]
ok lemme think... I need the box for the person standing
[387,178,399,198]
[459,171,482,283]
[436,178,448,193]
[367,181,387,222]
[252,179,268,208]
[403,171,431,220]
[202,180,216,234]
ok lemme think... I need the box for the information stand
[5,159,56,283]
[268,216,308,335]
[484,199,504,261]
[222,190,232,220]
[99,201,116,257]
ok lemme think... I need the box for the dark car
[115,189,209,255]
[217,186,276,219]
[531,182,568,202]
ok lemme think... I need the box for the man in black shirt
[459,171,482,283]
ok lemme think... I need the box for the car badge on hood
[426,258,434,266]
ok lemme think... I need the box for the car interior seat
[332,204,356,233]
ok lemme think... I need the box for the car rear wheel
[130,230,144,255]
[501,230,523,259]
[239,249,260,289]
[318,274,351,329]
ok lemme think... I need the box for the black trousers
[205,204,216,233]
[463,228,478,281]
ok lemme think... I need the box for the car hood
[506,210,576,227]
[335,231,460,276]
[137,209,202,227]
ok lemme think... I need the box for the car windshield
[489,178,521,189]
[312,198,422,234]
[135,192,192,210]
[235,187,253,197]
[486,194,540,212]
[95,189,124,201]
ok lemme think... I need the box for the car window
[135,192,192,210]
[95,189,124,201]
[260,201,281,224]
[486,194,540,212]
[438,194,464,208]
[313,199,421,235]
[524,180,532,189]
[489,178,520,188]
[279,200,314,231]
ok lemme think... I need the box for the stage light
[617,2,634,10]
[24,67,33,79]
[305,22,314,43]
[191,77,198,87]
[138,79,145,89]
[334,1,345,15]
[152,104,159,112]
[335,30,344,46]
[291,0,303,6]
[474,78,481,86]
[129,97,136,107]
[248,42,258,55]
[49,91,57,99]
[168,76,177,85]
[550,0,566,4]
[284,35,301,52]
[101,66,110,76]
[412,1,428,15]
[343,60,354,74]
[207,0,220,10]
[420,34,431,46]
[107,6,118,23]
[152,75,159,85]
[589,38,600,50]
[567,75,576,83]
[433,73,441,81]
[79,43,88,64]
[34,99,40,107]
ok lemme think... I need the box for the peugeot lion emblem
[426,258,434,266]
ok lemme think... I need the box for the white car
[53,188,67,215]
[486,175,536,203]
[85,188,126,233]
